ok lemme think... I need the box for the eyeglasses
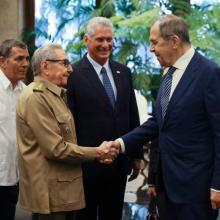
[46,59,71,68]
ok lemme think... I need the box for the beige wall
[0,0,24,43]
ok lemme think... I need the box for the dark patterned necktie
[101,67,115,108]
[160,66,176,119]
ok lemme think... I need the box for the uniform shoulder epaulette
[33,82,46,93]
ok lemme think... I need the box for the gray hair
[0,39,27,58]
[85,17,113,37]
[32,43,63,75]
[157,15,190,44]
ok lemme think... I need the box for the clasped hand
[96,141,120,164]
[210,189,220,210]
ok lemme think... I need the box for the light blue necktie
[101,66,115,109]
[160,66,176,119]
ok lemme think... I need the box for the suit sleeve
[205,66,220,190]
[122,115,159,155]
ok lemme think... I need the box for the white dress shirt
[87,54,117,99]
[0,70,26,186]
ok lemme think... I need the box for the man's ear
[41,60,48,70]
[0,56,6,68]
[171,35,180,49]
[83,35,89,45]
[39,60,50,77]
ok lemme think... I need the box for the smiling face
[43,48,72,87]
[84,25,113,65]
[0,46,29,86]
[149,22,176,67]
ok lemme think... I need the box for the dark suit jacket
[67,55,143,179]
[122,51,220,203]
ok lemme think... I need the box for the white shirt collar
[0,69,25,91]
[173,46,195,71]
[0,69,11,89]
[87,53,110,74]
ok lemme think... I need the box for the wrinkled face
[0,47,29,86]
[149,22,174,67]
[44,48,72,87]
[84,25,113,65]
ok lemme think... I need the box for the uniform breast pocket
[56,114,72,141]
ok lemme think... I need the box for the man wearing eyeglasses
[16,43,119,220]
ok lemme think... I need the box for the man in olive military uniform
[16,43,119,220]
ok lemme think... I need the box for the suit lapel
[109,61,122,111]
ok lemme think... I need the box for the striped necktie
[160,66,176,119]
[101,66,115,108]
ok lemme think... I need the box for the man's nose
[67,64,73,72]
[22,58,29,67]
[102,40,110,47]
[149,43,155,52]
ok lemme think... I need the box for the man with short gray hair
[67,17,143,220]
[112,14,220,220]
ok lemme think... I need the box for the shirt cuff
[117,138,125,153]
[211,188,220,192]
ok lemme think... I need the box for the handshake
[95,140,121,164]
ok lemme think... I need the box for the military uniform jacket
[16,77,97,214]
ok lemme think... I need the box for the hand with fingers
[210,189,220,210]
[96,141,120,164]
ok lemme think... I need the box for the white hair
[85,17,113,37]
[32,43,62,75]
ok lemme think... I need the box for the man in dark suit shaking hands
[112,14,220,220]
[67,17,143,220]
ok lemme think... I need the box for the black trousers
[155,192,169,220]
[32,212,76,220]
[0,184,19,220]
[76,173,127,220]
[165,194,218,220]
